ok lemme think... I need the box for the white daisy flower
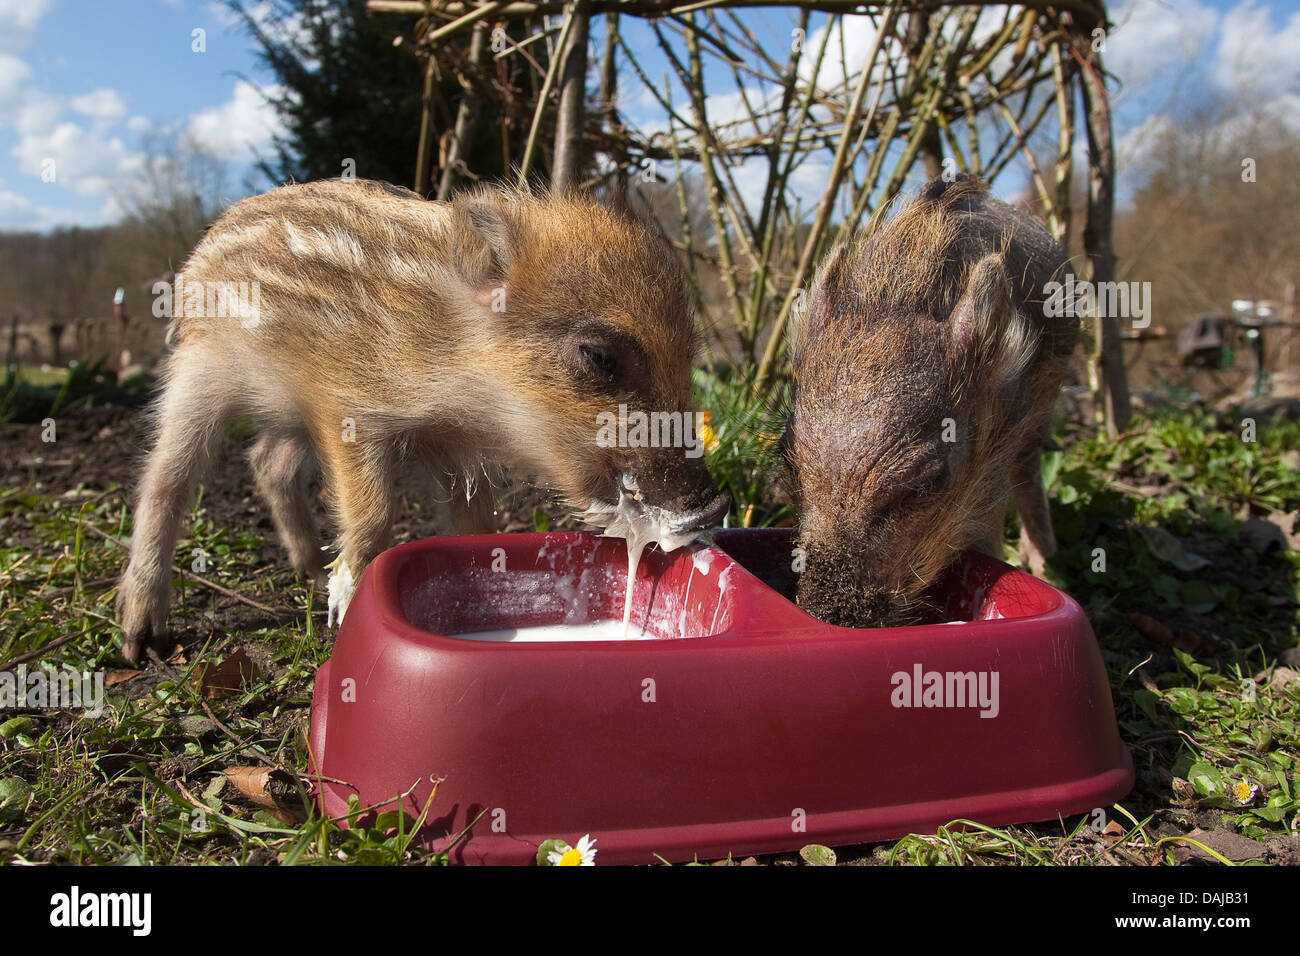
[546,834,597,866]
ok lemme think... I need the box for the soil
[1,399,577,654]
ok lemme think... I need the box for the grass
[0,395,1296,865]
[1,360,152,425]
[694,368,791,529]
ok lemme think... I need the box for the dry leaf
[196,648,260,698]
[223,766,297,810]
[1171,828,1265,864]
[1125,613,1199,653]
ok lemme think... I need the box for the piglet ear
[951,254,1034,384]
[814,243,850,290]
[454,192,522,295]
[791,244,851,359]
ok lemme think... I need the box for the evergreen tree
[230,0,428,189]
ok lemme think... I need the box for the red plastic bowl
[308,528,1132,864]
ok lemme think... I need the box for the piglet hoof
[326,559,356,629]
[120,627,172,667]
[1019,547,1050,579]
[122,635,144,666]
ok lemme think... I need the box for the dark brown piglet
[784,174,1076,628]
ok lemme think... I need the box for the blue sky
[1,0,1297,231]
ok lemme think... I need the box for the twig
[80,523,285,616]
[517,3,578,186]
[0,625,93,669]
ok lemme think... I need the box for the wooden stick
[81,523,285,617]
[551,0,590,191]
[518,5,579,186]
[422,0,506,45]
[368,1,1108,25]
[753,3,898,392]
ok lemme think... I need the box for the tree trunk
[1078,33,1131,436]
[437,22,488,201]
[414,55,438,195]
[552,0,590,192]
[906,11,945,181]
[599,10,619,129]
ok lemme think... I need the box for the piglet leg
[314,425,397,627]
[116,350,230,662]
[1013,450,1057,577]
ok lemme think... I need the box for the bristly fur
[115,177,720,661]
[786,174,1077,629]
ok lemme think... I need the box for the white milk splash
[578,475,703,638]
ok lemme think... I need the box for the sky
[0,0,1297,232]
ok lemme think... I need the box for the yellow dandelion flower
[698,410,720,454]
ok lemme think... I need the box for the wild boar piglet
[784,174,1076,628]
[116,179,727,662]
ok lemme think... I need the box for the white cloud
[11,86,63,136]
[0,52,31,116]
[12,121,143,198]
[70,88,127,122]
[0,186,119,231]
[0,186,36,227]
[1106,0,1218,93]
[187,80,284,161]
[784,156,834,215]
[204,0,248,29]
[207,0,318,62]
[0,0,51,54]
[1213,0,1300,94]
[703,87,777,141]
[799,14,892,93]
[1116,111,1178,172]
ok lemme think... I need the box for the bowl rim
[358,531,1075,652]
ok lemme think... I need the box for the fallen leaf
[195,648,260,698]
[104,669,139,688]
[1170,828,1264,864]
[1137,525,1211,571]
[1171,778,1196,803]
[1267,667,1300,693]
[799,844,837,866]
[1125,613,1199,653]
[223,766,297,810]
[1102,820,1126,843]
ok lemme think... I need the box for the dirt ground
[3,398,1299,867]
[1,399,574,601]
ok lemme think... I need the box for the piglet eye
[907,461,949,499]
[579,344,618,383]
